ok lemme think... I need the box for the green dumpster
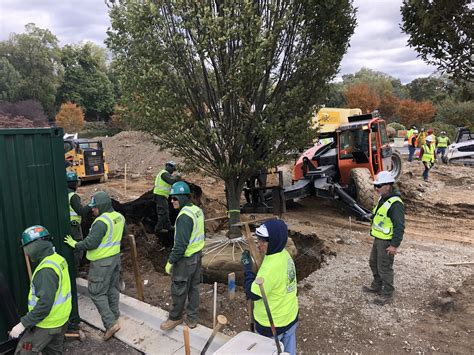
[0,128,78,347]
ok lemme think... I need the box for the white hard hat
[413,129,419,134]
[166,160,176,167]
[255,224,269,239]
[426,135,433,142]
[373,171,395,185]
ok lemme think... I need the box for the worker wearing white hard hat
[419,135,435,182]
[363,170,405,305]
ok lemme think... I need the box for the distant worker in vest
[419,135,435,182]
[406,125,416,140]
[363,171,405,306]
[241,220,299,354]
[64,191,126,340]
[426,128,436,147]
[416,127,426,148]
[66,171,91,269]
[153,161,181,233]
[11,225,72,354]
[436,131,450,162]
[160,181,205,331]
[407,129,419,162]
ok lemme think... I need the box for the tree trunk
[225,178,244,239]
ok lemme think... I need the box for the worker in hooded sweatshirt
[64,191,126,341]
[363,171,405,306]
[11,225,72,354]
[153,161,181,233]
[66,171,91,270]
[241,220,298,355]
[160,181,205,331]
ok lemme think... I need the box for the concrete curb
[76,278,229,354]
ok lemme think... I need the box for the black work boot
[373,294,393,306]
[362,285,381,294]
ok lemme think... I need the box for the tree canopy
[400,0,473,82]
[107,0,356,227]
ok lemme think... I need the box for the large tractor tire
[350,168,374,210]
[390,150,403,181]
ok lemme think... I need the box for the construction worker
[153,161,181,233]
[419,135,435,182]
[11,225,72,354]
[64,191,126,340]
[241,220,298,354]
[436,131,450,161]
[406,125,416,140]
[160,181,205,331]
[427,128,436,147]
[416,128,426,148]
[66,171,91,269]
[407,129,418,162]
[363,171,405,305]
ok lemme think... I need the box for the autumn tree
[379,91,400,122]
[401,0,473,82]
[397,99,436,127]
[107,0,356,232]
[55,102,85,133]
[344,84,380,113]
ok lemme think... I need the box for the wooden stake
[213,282,217,328]
[24,250,32,281]
[183,326,191,355]
[228,272,235,300]
[444,261,474,266]
[128,235,144,301]
[124,163,127,196]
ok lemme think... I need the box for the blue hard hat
[66,171,78,182]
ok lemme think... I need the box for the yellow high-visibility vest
[154,169,172,198]
[175,205,205,257]
[68,192,81,224]
[86,211,125,261]
[371,196,404,240]
[421,144,435,163]
[28,253,72,328]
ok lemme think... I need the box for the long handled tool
[255,277,282,354]
[200,315,227,355]
[23,250,32,281]
[128,235,144,301]
[183,326,191,355]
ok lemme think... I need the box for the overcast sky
[0,0,437,84]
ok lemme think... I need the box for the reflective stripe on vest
[153,169,172,197]
[251,250,298,327]
[28,253,72,328]
[437,136,449,148]
[370,196,404,240]
[68,192,81,223]
[422,144,435,163]
[86,211,125,261]
[175,205,205,257]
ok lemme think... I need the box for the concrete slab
[76,278,229,354]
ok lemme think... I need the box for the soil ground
[72,132,473,353]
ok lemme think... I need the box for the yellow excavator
[64,133,109,184]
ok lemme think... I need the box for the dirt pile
[95,131,178,175]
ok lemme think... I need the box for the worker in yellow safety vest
[64,191,126,341]
[419,135,435,182]
[153,161,181,233]
[241,220,299,355]
[11,225,72,354]
[161,181,205,331]
[362,171,405,306]
[436,131,450,161]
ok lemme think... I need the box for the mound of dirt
[95,131,178,175]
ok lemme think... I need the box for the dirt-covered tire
[390,150,403,181]
[350,168,374,210]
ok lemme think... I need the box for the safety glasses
[170,196,179,201]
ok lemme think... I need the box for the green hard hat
[21,225,50,247]
[66,171,78,182]
[170,181,190,195]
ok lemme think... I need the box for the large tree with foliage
[0,23,61,117]
[107,0,356,230]
[400,0,473,82]
[56,43,115,121]
[0,58,22,102]
[344,83,380,113]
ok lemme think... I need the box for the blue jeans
[408,146,416,162]
[436,147,446,159]
[278,322,298,355]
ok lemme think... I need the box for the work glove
[64,235,77,248]
[9,322,25,339]
[240,250,252,267]
[165,261,173,275]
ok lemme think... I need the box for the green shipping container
[0,128,78,346]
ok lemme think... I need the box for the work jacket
[28,253,72,328]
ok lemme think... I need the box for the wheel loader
[64,134,109,184]
[242,108,403,220]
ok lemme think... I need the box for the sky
[0,0,437,84]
